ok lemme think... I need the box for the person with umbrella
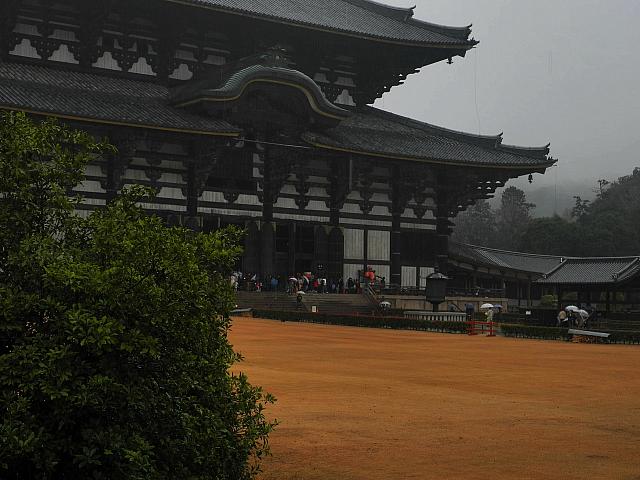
[481,303,494,323]
[557,307,568,326]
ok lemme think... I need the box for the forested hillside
[453,167,640,257]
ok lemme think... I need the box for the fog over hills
[374,0,640,205]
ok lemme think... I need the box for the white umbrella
[480,303,494,309]
[379,301,391,307]
[296,290,306,295]
[565,305,579,312]
[289,277,298,283]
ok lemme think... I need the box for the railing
[404,311,468,323]
[373,285,507,298]
[364,283,379,307]
[446,287,506,298]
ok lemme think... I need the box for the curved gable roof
[450,243,564,275]
[304,106,554,169]
[168,0,476,47]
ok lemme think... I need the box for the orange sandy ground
[229,318,640,480]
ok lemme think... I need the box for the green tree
[519,215,575,255]
[494,186,535,250]
[452,200,496,246]
[0,112,274,479]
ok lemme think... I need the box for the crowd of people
[230,269,386,295]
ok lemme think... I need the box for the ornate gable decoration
[169,48,350,130]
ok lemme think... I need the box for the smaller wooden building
[537,257,640,313]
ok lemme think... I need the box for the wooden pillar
[556,287,563,311]
[185,162,198,217]
[243,221,260,275]
[288,223,296,275]
[328,227,344,281]
[315,226,329,277]
[527,278,532,308]
[105,133,137,202]
[390,214,402,287]
[435,213,450,275]
[260,222,275,278]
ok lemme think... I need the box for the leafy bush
[500,324,571,341]
[539,295,558,308]
[252,310,469,334]
[0,112,274,479]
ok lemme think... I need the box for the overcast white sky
[373,0,640,196]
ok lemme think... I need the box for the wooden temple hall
[0,0,556,284]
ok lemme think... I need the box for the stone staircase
[235,291,376,316]
[236,291,300,311]
[302,293,375,315]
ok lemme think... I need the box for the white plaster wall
[158,187,185,201]
[10,38,38,58]
[93,51,120,71]
[274,197,296,209]
[50,44,78,64]
[198,207,261,217]
[237,194,260,206]
[200,191,225,203]
[343,228,364,259]
[402,266,417,287]
[273,213,329,222]
[342,218,391,227]
[368,265,390,282]
[401,223,435,231]
[75,179,105,193]
[419,267,435,288]
[130,56,154,76]
[343,263,361,281]
[367,230,390,261]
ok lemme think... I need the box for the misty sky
[374,0,640,204]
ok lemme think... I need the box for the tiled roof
[304,106,554,168]
[537,257,640,285]
[0,62,239,136]
[175,0,474,46]
[450,242,564,275]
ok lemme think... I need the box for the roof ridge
[168,0,474,47]
[363,106,553,159]
[343,0,415,22]
[343,0,475,42]
[613,257,640,279]
[362,106,503,148]
[452,241,565,260]
[565,256,640,262]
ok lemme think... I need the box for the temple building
[0,0,555,286]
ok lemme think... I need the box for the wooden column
[328,157,349,280]
[390,214,402,287]
[243,221,260,275]
[435,210,450,275]
[105,132,137,202]
[258,146,293,277]
[328,227,344,281]
[390,169,410,287]
[183,139,218,231]
[260,222,275,278]
[315,226,329,277]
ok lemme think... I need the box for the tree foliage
[0,112,274,479]
[451,200,495,246]
[453,169,640,257]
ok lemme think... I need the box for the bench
[568,329,610,339]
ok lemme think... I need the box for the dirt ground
[229,318,640,480]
